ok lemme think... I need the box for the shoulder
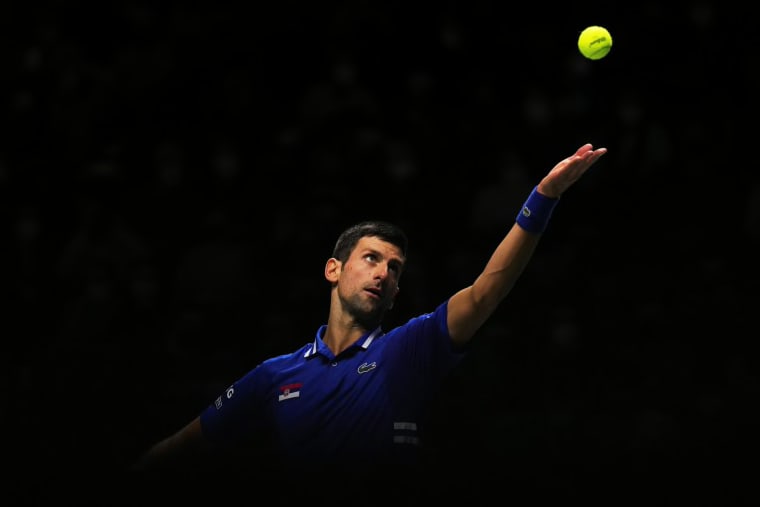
[395,301,449,333]
[382,301,450,345]
[259,343,313,369]
[213,343,313,402]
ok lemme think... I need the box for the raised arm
[447,143,607,346]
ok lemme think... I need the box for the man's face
[336,236,404,321]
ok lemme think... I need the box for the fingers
[572,146,607,171]
[575,144,606,160]
[586,147,607,166]
[539,144,606,196]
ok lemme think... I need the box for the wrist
[536,181,560,199]
[515,186,559,234]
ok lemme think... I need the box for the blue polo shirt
[199,300,464,465]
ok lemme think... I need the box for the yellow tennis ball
[578,26,612,60]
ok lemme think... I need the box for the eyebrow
[361,247,405,268]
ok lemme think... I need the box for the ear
[325,258,341,284]
[388,285,400,309]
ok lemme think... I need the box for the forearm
[132,435,178,471]
[464,185,558,311]
[476,223,541,303]
[448,224,541,342]
[132,417,206,473]
[447,143,606,346]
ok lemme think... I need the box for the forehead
[354,236,405,262]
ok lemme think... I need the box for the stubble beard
[342,292,387,330]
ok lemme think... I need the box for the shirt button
[331,361,338,367]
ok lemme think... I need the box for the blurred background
[3,1,758,504]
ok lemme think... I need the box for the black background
[4,1,758,505]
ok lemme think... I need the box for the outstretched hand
[536,143,607,198]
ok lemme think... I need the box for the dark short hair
[331,221,408,263]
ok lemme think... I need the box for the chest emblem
[357,362,377,374]
[278,382,303,401]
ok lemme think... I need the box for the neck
[322,314,369,356]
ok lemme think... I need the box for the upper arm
[446,286,488,347]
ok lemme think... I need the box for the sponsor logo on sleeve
[214,385,235,410]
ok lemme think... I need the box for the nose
[374,262,391,281]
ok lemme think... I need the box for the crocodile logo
[357,362,377,374]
